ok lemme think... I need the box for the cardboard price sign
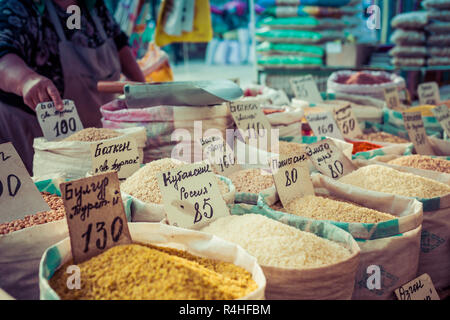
[157,162,230,230]
[418,82,440,105]
[305,138,356,179]
[402,111,434,155]
[60,172,132,264]
[305,111,345,140]
[269,152,314,207]
[333,104,362,139]
[200,135,241,176]
[228,100,274,151]
[431,105,450,138]
[290,75,323,103]
[384,87,401,109]
[90,136,140,181]
[395,274,440,300]
[35,99,83,141]
[0,142,50,224]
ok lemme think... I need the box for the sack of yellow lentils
[39,222,266,300]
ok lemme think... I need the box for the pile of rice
[63,128,122,142]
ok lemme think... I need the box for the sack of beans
[120,158,235,222]
[335,163,450,293]
[32,127,147,180]
[39,222,266,300]
[202,205,360,300]
[100,100,234,163]
[258,182,423,300]
[0,178,133,300]
[327,70,406,101]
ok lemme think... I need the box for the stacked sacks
[389,11,429,67]
[423,0,450,66]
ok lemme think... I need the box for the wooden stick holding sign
[418,82,440,106]
[402,111,434,155]
[290,75,323,103]
[90,136,140,181]
[305,138,356,179]
[157,162,230,230]
[431,105,450,138]
[60,172,132,264]
[269,152,314,207]
[35,99,83,141]
[199,134,242,177]
[0,142,50,223]
[333,104,363,139]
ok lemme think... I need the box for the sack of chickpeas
[39,222,266,300]
[120,158,236,222]
[318,162,450,294]
[32,127,147,181]
[260,179,423,300]
[0,179,132,300]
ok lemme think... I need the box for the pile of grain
[278,141,307,155]
[339,164,450,198]
[281,195,396,223]
[0,192,66,235]
[63,128,122,142]
[228,168,274,193]
[121,158,229,204]
[49,243,257,300]
[356,132,409,144]
[201,214,351,269]
[388,155,450,174]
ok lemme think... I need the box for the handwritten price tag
[305,138,356,179]
[60,172,132,264]
[157,162,230,230]
[402,111,434,155]
[90,136,140,181]
[228,100,274,151]
[290,75,323,103]
[305,111,345,140]
[431,105,450,138]
[418,82,440,105]
[269,152,314,207]
[200,135,241,176]
[0,142,50,223]
[395,273,440,300]
[384,87,402,109]
[35,99,83,141]
[333,104,362,139]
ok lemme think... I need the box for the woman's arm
[0,54,63,110]
[118,46,146,82]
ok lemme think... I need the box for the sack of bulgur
[200,208,360,300]
[39,222,266,300]
[32,127,147,180]
[334,164,450,293]
[120,158,235,222]
[259,182,423,300]
[0,178,132,300]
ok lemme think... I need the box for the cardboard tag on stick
[200,135,241,176]
[418,82,440,105]
[384,87,402,109]
[333,104,363,139]
[0,142,50,224]
[395,273,440,300]
[60,172,132,264]
[431,105,450,138]
[305,111,345,140]
[402,111,434,155]
[290,75,323,103]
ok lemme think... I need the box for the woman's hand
[21,74,63,111]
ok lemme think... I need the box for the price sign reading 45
[157,162,230,230]
[305,138,356,179]
[60,171,132,264]
[36,99,83,141]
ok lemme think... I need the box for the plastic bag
[256,42,324,57]
[427,34,450,46]
[257,55,323,68]
[390,30,426,45]
[389,46,427,58]
[255,28,344,44]
[39,222,266,300]
[425,21,450,34]
[423,0,450,9]
[391,57,425,67]
[428,10,450,21]
[428,56,450,66]
[137,43,173,82]
[258,16,348,30]
[391,11,429,29]
[428,46,450,57]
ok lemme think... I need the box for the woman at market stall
[0,0,145,173]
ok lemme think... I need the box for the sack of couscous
[33,127,147,180]
[206,204,360,300]
[0,178,132,300]
[258,182,423,300]
[334,163,450,294]
[39,222,266,300]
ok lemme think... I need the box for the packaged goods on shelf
[427,34,450,46]
[425,21,450,34]
[427,10,450,22]
[256,42,324,57]
[201,213,360,300]
[257,55,324,68]
[390,29,426,45]
[390,11,429,29]
[255,29,345,44]
[391,57,426,67]
[40,223,266,300]
[388,46,427,58]
[258,16,349,30]
[262,5,359,19]
[423,0,450,10]
[427,57,450,66]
